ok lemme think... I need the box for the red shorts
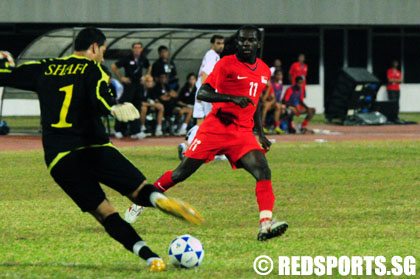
[184,122,264,169]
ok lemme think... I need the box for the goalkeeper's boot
[147,258,166,271]
[257,219,288,241]
[153,193,203,225]
[124,204,144,224]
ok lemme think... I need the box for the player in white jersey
[190,35,224,140]
[176,35,225,160]
[126,35,226,223]
[193,37,224,119]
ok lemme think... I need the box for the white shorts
[193,100,213,119]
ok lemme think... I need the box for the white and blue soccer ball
[168,234,204,268]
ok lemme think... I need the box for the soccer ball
[168,234,204,268]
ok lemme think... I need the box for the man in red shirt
[283,76,315,133]
[387,60,402,115]
[151,26,288,241]
[289,53,308,92]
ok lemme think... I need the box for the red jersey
[387,68,402,91]
[289,62,308,85]
[283,86,304,107]
[202,54,271,131]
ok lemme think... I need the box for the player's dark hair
[274,69,283,76]
[158,45,168,53]
[74,27,106,51]
[295,76,304,83]
[210,35,224,43]
[184,73,197,88]
[132,42,143,48]
[236,25,262,41]
[220,35,237,58]
[186,72,196,80]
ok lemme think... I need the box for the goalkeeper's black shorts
[50,146,145,212]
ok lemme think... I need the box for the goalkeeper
[0,27,202,272]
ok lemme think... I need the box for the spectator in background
[262,70,285,134]
[174,74,196,135]
[270,58,282,77]
[111,42,151,139]
[101,64,122,100]
[152,45,179,90]
[387,60,402,118]
[140,74,164,137]
[151,74,192,135]
[177,73,197,109]
[283,76,315,134]
[289,53,308,92]
[110,78,124,101]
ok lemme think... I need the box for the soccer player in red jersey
[153,25,288,241]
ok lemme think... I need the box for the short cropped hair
[210,35,224,43]
[158,45,168,53]
[295,76,304,83]
[236,25,262,41]
[186,72,196,80]
[132,42,143,48]
[274,69,283,76]
[74,27,106,51]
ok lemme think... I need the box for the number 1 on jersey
[249,82,258,97]
[51,84,73,128]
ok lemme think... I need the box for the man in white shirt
[176,35,225,160]
[125,35,225,223]
[193,35,225,122]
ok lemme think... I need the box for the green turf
[3,112,420,133]
[0,142,419,278]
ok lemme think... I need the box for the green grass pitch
[0,141,419,278]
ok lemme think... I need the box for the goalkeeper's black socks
[103,213,158,261]
[135,183,163,207]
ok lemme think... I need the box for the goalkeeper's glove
[110,103,140,122]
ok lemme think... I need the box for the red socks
[154,170,175,192]
[275,121,280,128]
[256,180,275,223]
[302,119,309,128]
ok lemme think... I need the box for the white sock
[259,210,272,224]
[181,123,187,130]
[156,124,162,131]
[149,191,166,207]
[187,125,199,145]
[140,125,146,132]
